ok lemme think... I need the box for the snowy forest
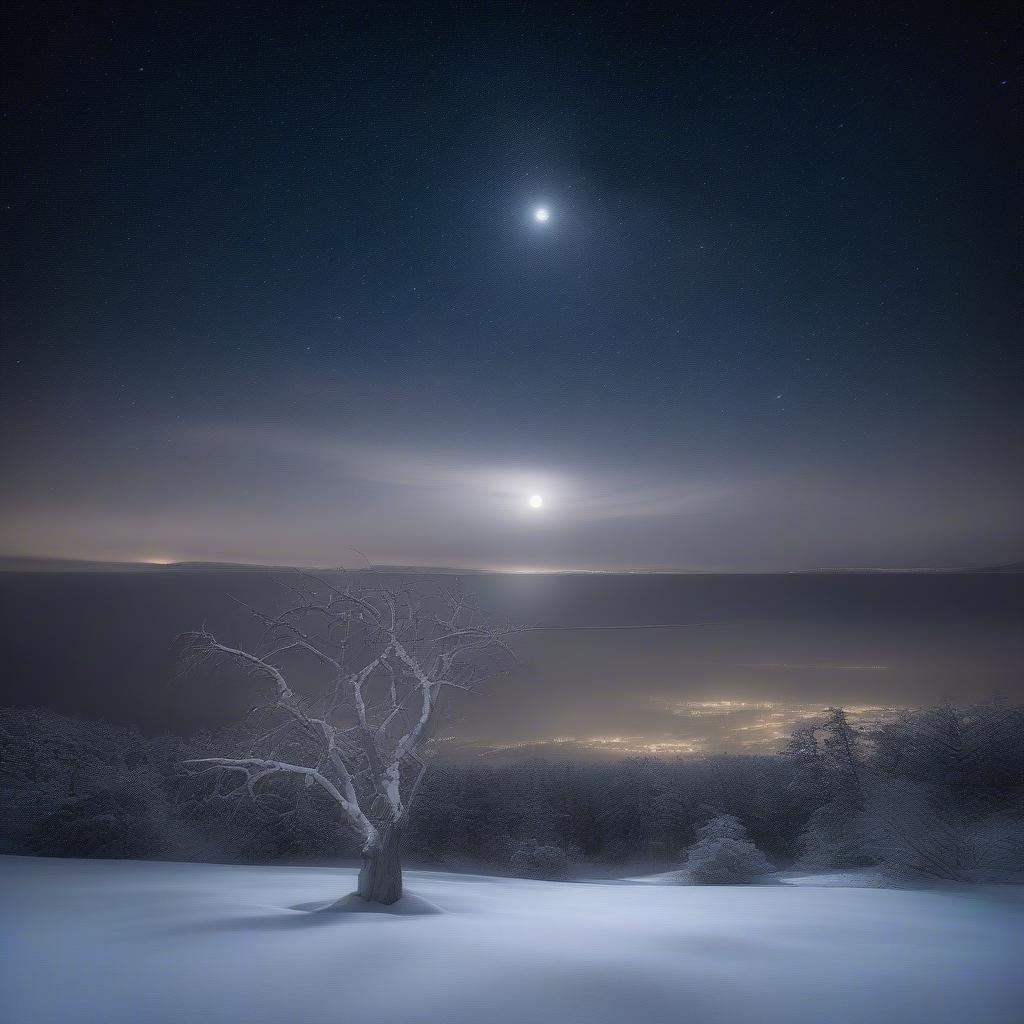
[3,700,1022,884]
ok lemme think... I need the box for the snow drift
[3,855,1023,1024]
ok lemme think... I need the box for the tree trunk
[357,825,403,904]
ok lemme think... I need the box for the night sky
[2,2,1021,571]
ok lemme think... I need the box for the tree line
[1,701,1021,883]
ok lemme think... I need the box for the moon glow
[529,494,544,509]
[533,206,550,223]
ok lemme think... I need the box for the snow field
[2,856,1023,1024]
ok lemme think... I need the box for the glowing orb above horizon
[533,206,550,223]
[529,494,544,509]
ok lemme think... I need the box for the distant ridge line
[0,555,1022,575]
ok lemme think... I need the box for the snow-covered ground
[2,856,1023,1024]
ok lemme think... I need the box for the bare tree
[175,576,513,904]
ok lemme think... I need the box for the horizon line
[1,553,1021,577]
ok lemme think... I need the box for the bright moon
[533,206,550,223]
[529,494,544,509]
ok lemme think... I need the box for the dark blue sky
[2,2,1021,570]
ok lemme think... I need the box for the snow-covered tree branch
[175,577,514,903]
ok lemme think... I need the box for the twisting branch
[174,575,517,896]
